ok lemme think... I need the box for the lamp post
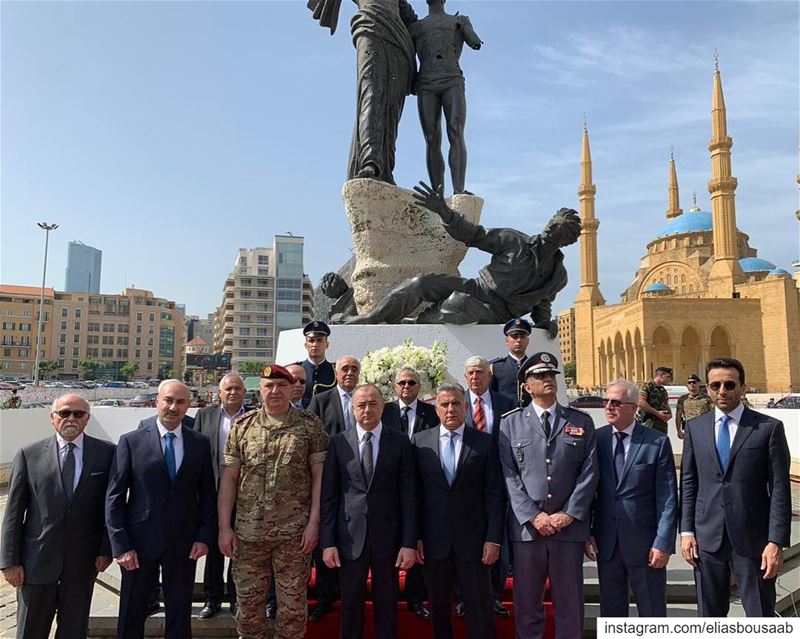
[33,222,58,387]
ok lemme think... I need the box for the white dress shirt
[531,401,558,427]
[338,386,355,430]
[468,389,495,433]
[356,422,382,470]
[56,432,84,491]
[157,419,184,472]
[218,405,245,467]
[438,423,465,471]
[398,399,418,439]
[611,421,636,460]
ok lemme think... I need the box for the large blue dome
[654,210,713,239]
[644,282,672,293]
[739,257,777,273]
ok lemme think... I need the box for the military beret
[303,320,330,337]
[261,364,296,384]
[518,351,561,382]
[504,318,532,336]
[687,373,701,383]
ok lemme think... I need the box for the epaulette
[489,356,504,364]
[235,408,259,424]
[566,406,590,417]
[501,407,523,418]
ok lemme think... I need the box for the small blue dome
[768,267,789,276]
[739,257,776,273]
[654,210,713,239]
[644,282,672,292]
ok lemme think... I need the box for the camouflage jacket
[637,381,669,427]
[676,393,713,427]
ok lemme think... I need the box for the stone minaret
[707,55,743,296]
[666,147,683,219]
[574,122,605,388]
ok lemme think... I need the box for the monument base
[276,324,567,404]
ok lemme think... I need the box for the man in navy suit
[107,379,217,639]
[321,384,417,639]
[585,379,677,617]
[680,357,791,617]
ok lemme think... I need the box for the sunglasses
[604,399,637,409]
[527,371,557,380]
[396,380,418,387]
[708,380,738,391]
[53,409,88,419]
[687,380,699,384]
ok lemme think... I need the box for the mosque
[569,62,800,393]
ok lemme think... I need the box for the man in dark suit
[680,357,791,617]
[413,383,505,639]
[106,379,217,639]
[194,373,246,618]
[300,320,336,407]
[381,366,439,619]
[585,379,678,617]
[1,393,115,639]
[307,355,361,619]
[490,318,532,407]
[321,384,417,639]
[286,363,308,409]
[499,352,598,639]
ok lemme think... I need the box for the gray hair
[353,383,385,402]
[335,356,361,371]
[158,378,189,396]
[219,373,245,389]
[51,393,90,413]
[464,356,490,373]
[436,382,466,400]
[606,379,639,403]
[394,366,420,383]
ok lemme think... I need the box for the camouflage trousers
[233,537,310,639]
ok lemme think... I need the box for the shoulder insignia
[501,407,523,418]
[567,406,591,417]
[490,356,504,364]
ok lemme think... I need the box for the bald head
[157,380,190,430]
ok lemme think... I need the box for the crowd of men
[0,318,792,639]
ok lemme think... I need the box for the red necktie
[473,397,486,431]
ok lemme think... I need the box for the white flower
[361,338,449,400]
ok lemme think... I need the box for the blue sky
[2,0,798,319]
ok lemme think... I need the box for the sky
[2,0,798,320]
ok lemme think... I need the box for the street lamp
[33,222,58,387]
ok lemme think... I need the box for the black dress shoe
[455,602,465,617]
[147,601,161,615]
[493,598,511,616]
[408,602,431,619]
[199,601,221,619]
[266,600,277,619]
[308,601,331,621]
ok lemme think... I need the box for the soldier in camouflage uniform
[217,364,329,639]
[636,367,672,434]
[674,374,713,439]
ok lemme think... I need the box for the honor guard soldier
[299,320,336,408]
[490,318,532,407]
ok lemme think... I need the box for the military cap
[503,318,533,336]
[686,373,701,383]
[260,363,296,384]
[303,320,331,337]
[518,351,561,382]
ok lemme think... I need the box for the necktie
[164,432,177,481]
[473,397,486,431]
[541,410,552,439]
[62,442,76,500]
[613,431,627,484]
[401,405,410,434]
[716,415,731,470]
[343,393,354,431]
[442,431,457,486]
[361,431,374,484]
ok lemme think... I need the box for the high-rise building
[213,236,314,371]
[65,241,102,293]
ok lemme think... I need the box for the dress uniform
[490,318,532,407]
[300,320,336,408]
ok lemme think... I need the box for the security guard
[498,352,598,639]
[490,318,532,407]
[218,364,329,639]
[299,320,336,408]
[674,373,712,439]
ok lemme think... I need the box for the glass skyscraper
[65,241,102,293]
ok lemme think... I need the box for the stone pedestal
[342,179,484,314]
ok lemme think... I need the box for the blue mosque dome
[768,267,789,276]
[739,257,777,273]
[643,282,672,293]
[653,210,713,239]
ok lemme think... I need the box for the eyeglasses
[53,409,88,419]
[604,399,636,409]
[708,380,738,392]
[396,380,418,387]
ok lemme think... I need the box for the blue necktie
[716,415,730,470]
[613,431,627,485]
[164,432,177,481]
[442,432,457,485]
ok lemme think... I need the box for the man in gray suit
[585,379,678,617]
[1,393,116,639]
[195,373,246,618]
[499,352,598,639]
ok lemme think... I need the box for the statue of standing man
[409,0,482,195]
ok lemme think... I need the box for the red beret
[260,364,296,384]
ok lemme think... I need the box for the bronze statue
[307,0,418,184]
[337,181,581,332]
[409,0,482,194]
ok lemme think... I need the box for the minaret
[707,53,743,296]
[666,147,683,219]
[574,121,605,389]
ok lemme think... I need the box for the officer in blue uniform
[299,320,336,408]
[490,318,532,407]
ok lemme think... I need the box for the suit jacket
[680,407,791,556]
[106,416,217,561]
[412,426,505,561]
[320,426,416,561]
[592,423,678,565]
[1,434,116,584]
[499,404,598,543]
[490,354,531,407]
[381,399,439,437]
[194,404,224,483]
[465,390,515,441]
[308,386,349,436]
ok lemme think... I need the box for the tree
[120,362,140,381]
[78,357,100,380]
[239,360,267,376]
[38,360,59,379]
[563,361,576,384]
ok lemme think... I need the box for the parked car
[568,395,607,409]
[100,381,125,388]
[127,393,158,407]
[95,398,127,407]
[771,395,800,409]
[0,382,22,391]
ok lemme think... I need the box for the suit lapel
[370,429,390,490]
[175,427,192,483]
[453,427,473,485]
[428,429,450,488]
[618,424,644,487]
[727,407,755,469]
[71,435,95,500]
[208,406,222,462]
[45,436,69,502]
[345,428,367,490]
[149,421,172,482]
[698,412,723,474]
[333,390,346,434]
[524,407,547,441]
[551,405,568,441]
